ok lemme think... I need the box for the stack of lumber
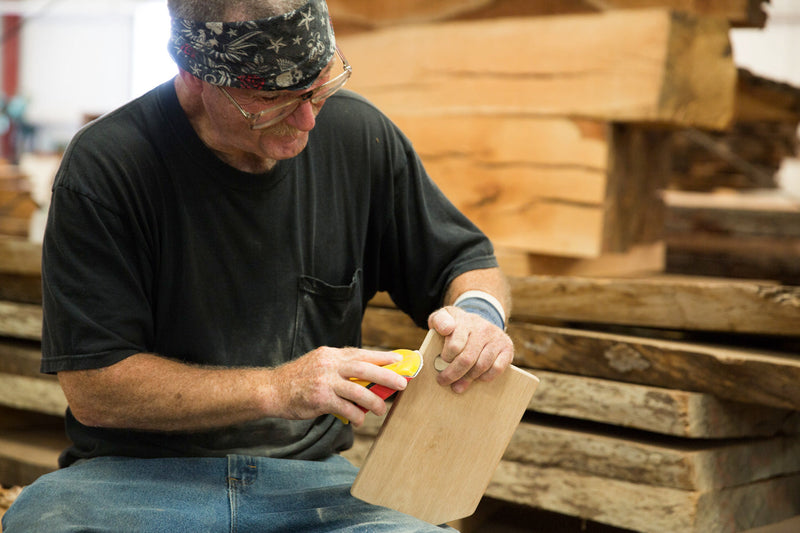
[332,0,800,281]
[663,69,800,284]
[333,5,739,277]
[0,238,65,496]
[663,63,800,285]
[354,275,800,533]
[664,189,800,285]
[330,0,800,276]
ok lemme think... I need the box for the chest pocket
[291,269,363,359]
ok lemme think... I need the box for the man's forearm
[58,352,278,432]
[57,346,411,432]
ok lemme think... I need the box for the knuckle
[473,356,494,375]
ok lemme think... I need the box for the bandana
[168,0,335,91]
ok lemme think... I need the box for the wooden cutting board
[351,329,539,525]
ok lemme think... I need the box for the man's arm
[428,267,515,393]
[58,347,409,432]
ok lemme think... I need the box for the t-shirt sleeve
[376,127,498,327]
[41,153,155,374]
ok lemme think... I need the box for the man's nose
[285,100,317,131]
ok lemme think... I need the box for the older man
[2,1,513,531]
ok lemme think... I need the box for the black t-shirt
[41,80,497,466]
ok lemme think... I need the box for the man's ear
[177,68,204,94]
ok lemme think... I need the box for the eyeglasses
[218,47,352,130]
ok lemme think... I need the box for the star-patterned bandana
[168,0,335,91]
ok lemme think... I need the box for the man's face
[201,60,336,164]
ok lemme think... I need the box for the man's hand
[427,306,514,394]
[271,347,409,427]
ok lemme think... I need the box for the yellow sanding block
[350,329,539,525]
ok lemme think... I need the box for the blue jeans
[2,454,457,532]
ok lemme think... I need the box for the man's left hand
[427,306,514,393]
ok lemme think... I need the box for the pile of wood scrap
[356,274,800,533]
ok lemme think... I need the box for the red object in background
[2,14,21,159]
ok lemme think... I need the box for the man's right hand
[271,347,409,427]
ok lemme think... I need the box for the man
[2,0,514,531]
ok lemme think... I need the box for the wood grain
[351,330,539,524]
[508,275,800,335]
[339,9,736,128]
[528,369,800,438]
[512,322,800,410]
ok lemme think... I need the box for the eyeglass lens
[249,61,351,130]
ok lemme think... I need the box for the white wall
[731,0,800,196]
[21,10,133,148]
[2,0,173,151]
[731,0,800,86]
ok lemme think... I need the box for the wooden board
[360,307,800,437]
[664,190,800,284]
[665,191,800,238]
[528,370,800,439]
[0,374,66,416]
[391,116,610,257]
[0,338,43,378]
[487,462,800,533]
[504,421,800,492]
[388,116,668,258]
[338,9,736,129]
[0,428,66,487]
[351,330,539,524]
[0,273,42,304]
[508,275,800,336]
[495,242,665,278]
[0,407,66,487]
[512,322,800,410]
[0,237,41,275]
[0,301,41,341]
[327,0,768,30]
